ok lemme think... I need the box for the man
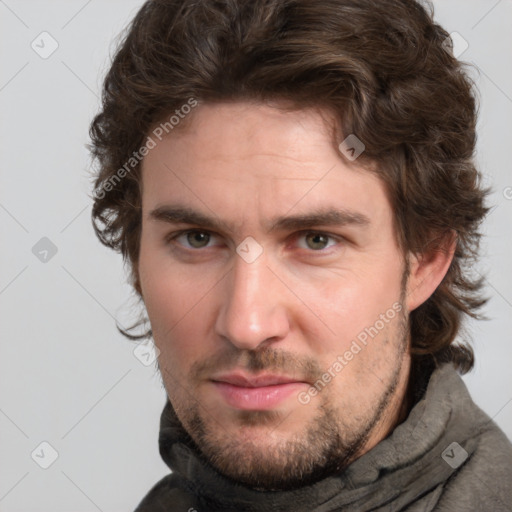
[89,0,512,510]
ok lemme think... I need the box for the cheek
[144,281,209,378]
[139,247,199,356]
[139,236,205,322]
[292,259,403,354]
[138,245,221,367]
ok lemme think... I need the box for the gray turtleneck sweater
[134,363,512,511]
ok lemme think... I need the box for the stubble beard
[168,310,409,491]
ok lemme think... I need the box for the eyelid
[292,230,344,250]
[294,229,343,240]
[165,228,345,251]
[165,228,221,248]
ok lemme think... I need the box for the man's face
[138,101,411,490]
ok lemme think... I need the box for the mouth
[210,372,309,410]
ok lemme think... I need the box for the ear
[405,231,457,312]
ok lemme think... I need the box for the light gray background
[0,1,511,510]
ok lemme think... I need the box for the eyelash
[165,229,343,253]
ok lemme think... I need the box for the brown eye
[186,231,211,248]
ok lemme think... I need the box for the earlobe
[405,231,457,312]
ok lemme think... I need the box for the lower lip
[212,381,306,410]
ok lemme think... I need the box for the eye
[297,232,338,251]
[171,230,216,249]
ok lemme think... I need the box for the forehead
[141,101,392,232]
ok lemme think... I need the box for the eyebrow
[148,205,371,233]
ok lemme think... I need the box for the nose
[214,252,290,351]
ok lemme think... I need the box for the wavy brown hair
[89,0,489,374]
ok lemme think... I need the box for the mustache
[189,345,324,383]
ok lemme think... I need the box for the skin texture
[137,101,455,491]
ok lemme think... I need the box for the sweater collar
[157,362,485,511]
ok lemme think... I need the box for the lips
[210,372,309,410]
[211,372,303,388]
